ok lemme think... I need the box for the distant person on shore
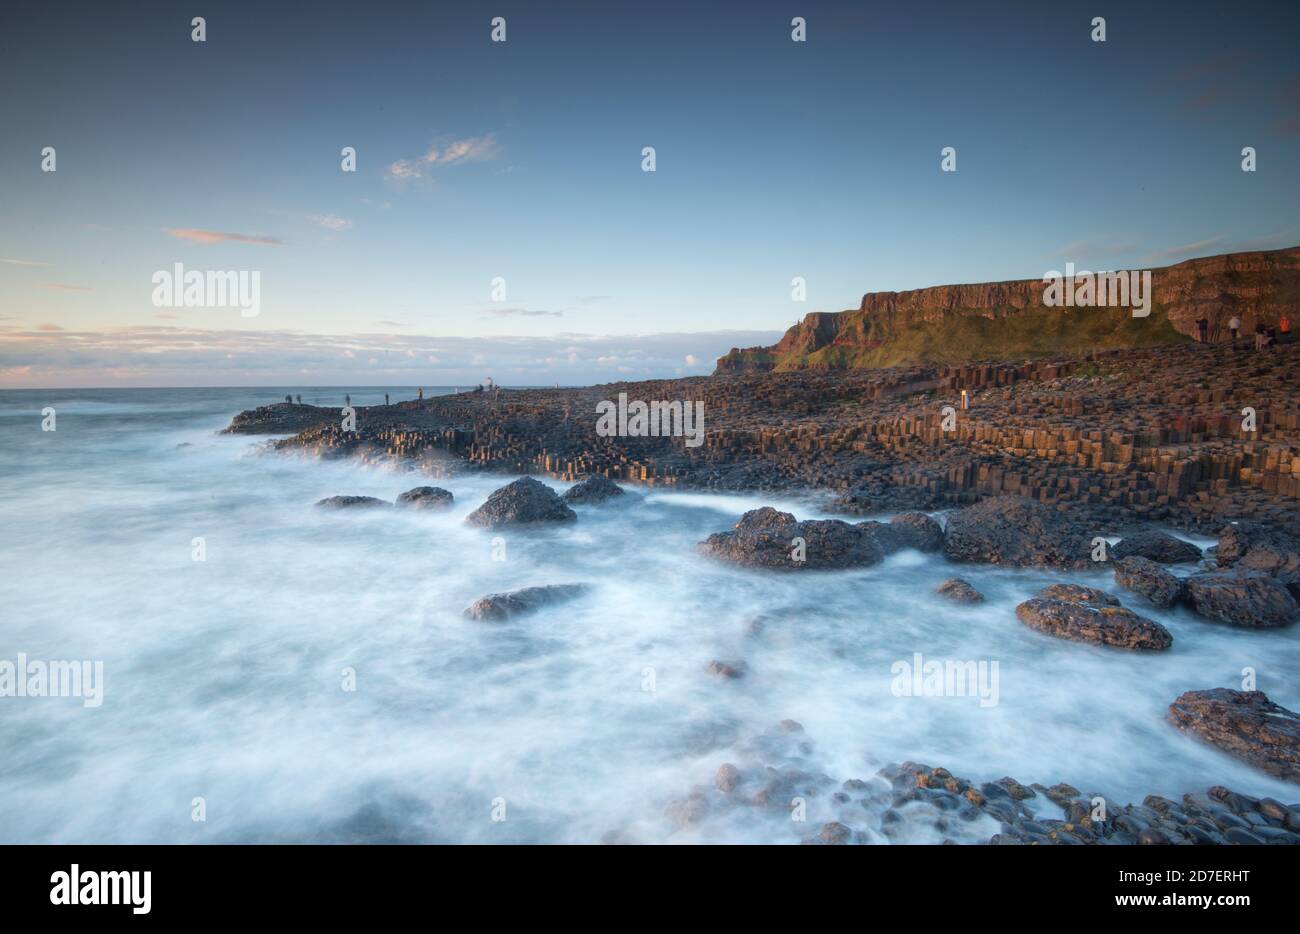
[1281,315,1292,341]
[418,388,424,401]
[1195,317,1208,343]
[296,394,302,405]
[1229,315,1241,343]
[385,393,390,406]
[285,394,293,404]
[345,394,351,407]
[1255,322,1266,351]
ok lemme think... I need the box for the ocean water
[0,387,1297,844]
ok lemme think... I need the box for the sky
[1,0,1297,387]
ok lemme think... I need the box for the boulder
[464,477,576,528]
[942,496,1093,569]
[698,507,884,570]
[315,495,389,509]
[859,513,944,555]
[395,486,454,509]
[706,659,748,679]
[1016,585,1173,650]
[1184,571,1298,628]
[1112,530,1203,564]
[463,583,588,621]
[935,578,985,603]
[1113,556,1185,607]
[563,476,626,504]
[1168,689,1300,783]
[1216,522,1300,599]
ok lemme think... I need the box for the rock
[223,401,336,435]
[1217,522,1300,575]
[1016,586,1173,650]
[935,577,985,603]
[1114,556,1185,607]
[463,583,587,621]
[464,477,576,528]
[942,496,1093,569]
[315,495,389,509]
[859,513,945,554]
[814,822,853,845]
[706,659,748,679]
[1184,571,1298,628]
[395,486,454,509]
[563,476,626,504]
[1168,689,1300,783]
[715,763,742,793]
[1112,530,1203,564]
[698,506,884,570]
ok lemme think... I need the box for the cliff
[716,246,1300,372]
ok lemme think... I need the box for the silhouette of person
[345,394,351,406]
[418,388,424,400]
[385,393,390,406]
[296,394,302,405]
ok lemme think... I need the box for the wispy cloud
[2,258,52,267]
[36,282,93,292]
[308,214,352,232]
[481,307,563,318]
[1144,237,1226,263]
[166,229,283,246]
[386,133,498,180]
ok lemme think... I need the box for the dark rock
[1113,530,1203,564]
[815,821,853,845]
[1184,571,1298,628]
[1223,827,1266,845]
[1217,522,1300,578]
[935,577,985,603]
[1168,689,1300,783]
[395,486,454,509]
[996,777,1037,800]
[224,401,336,435]
[1114,555,1185,607]
[859,513,945,554]
[563,476,626,504]
[698,506,884,570]
[706,659,748,679]
[464,477,576,529]
[463,583,587,621]
[715,763,742,793]
[942,496,1093,569]
[1016,586,1173,650]
[315,495,389,509]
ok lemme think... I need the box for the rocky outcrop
[223,401,338,434]
[716,246,1300,372]
[1216,522,1300,599]
[1113,556,1185,607]
[1183,571,1298,628]
[315,495,389,508]
[563,476,625,504]
[706,659,748,679]
[859,513,944,555]
[942,496,1093,568]
[396,486,454,509]
[1168,689,1300,783]
[1016,585,1173,650]
[935,577,985,603]
[698,507,885,570]
[1113,530,1203,564]
[464,477,576,528]
[463,583,587,621]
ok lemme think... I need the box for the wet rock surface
[464,477,577,528]
[315,495,389,509]
[935,577,985,603]
[1113,555,1185,607]
[699,506,885,570]
[395,486,454,509]
[1016,585,1173,650]
[1113,530,1203,564]
[223,401,338,435]
[859,512,945,555]
[562,475,626,504]
[1184,570,1298,628]
[1168,689,1300,784]
[463,583,588,621]
[943,496,1093,569]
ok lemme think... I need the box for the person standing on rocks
[1229,315,1241,343]
[1195,317,1208,343]
[385,393,390,406]
[296,394,302,405]
[1281,315,1292,342]
[418,388,424,401]
[1255,322,1267,351]
[345,394,351,407]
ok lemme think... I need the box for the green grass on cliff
[768,305,1188,370]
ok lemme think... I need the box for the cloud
[36,282,93,292]
[37,324,63,331]
[1143,237,1226,263]
[2,258,52,267]
[166,229,283,246]
[480,307,563,318]
[386,133,498,180]
[308,214,352,232]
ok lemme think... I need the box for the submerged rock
[1112,530,1203,564]
[1168,689,1300,783]
[942,496,1093,569]
[315,495,389,509]
[1113,555,1185,607]
[464,477,576,528]
[463,583,588,621]
[395,486,454,509]
[859,512,945,555]
[698,506,884,570]
[563,476,626,504]
[706,659,748,679]
[1016,585,1173,650]
[1184,571,1298,628]
[935,577,985,603]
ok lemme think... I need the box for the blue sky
[1,0,1297,387]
